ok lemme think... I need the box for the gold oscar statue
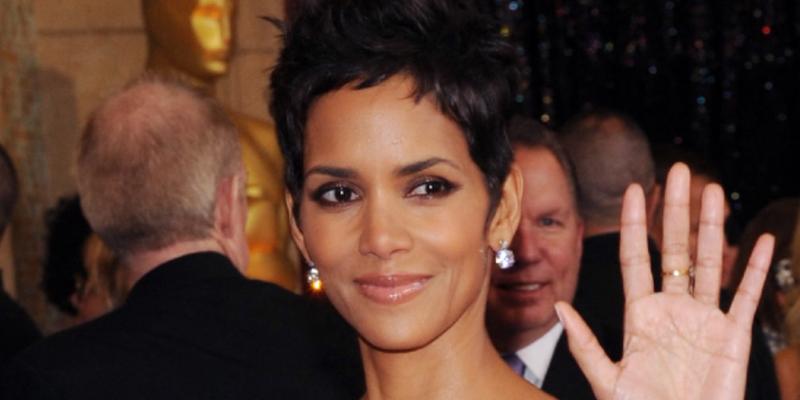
[142,0,298,291]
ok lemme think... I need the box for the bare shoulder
[493,372,556,400]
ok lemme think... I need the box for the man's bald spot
[561,112,655,227]
[77,76,241,254]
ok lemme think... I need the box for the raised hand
[556,163,775,400]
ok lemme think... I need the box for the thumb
[556,301,618,399]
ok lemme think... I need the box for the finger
[692,184,725,306]
[556,302,618,399]
[729,234,775,328]
[620,184,654,303]
[660,163,692,294]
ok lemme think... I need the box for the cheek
[301,213,356,276]
[548,238,581,298]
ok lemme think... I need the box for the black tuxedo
[720,290,780,400]
[0,281,41,366]
[572,232,662,342]
[1,252,363,400]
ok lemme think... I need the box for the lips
[496,282,543,292]
[354,274,431,305]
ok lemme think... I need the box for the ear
[488,165,523,251]
[213,173,249,270]
[214,175,237,238]
[285,190,312,264]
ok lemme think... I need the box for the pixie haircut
[270,0,518,218]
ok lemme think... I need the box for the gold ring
[662,268,693,277]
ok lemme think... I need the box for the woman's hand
[557,163,775,400]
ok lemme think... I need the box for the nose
[358,194,412,260]
[510,224,543,266]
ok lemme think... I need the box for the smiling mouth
[497,283,543,292]
[354,274,431,305]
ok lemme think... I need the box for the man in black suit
[486,117,613,399]
[561,110,778,400]
[0,145,42,367]
[1,76,362,400]
[560,111,664,336]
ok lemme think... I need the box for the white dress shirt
[515,322,564,387]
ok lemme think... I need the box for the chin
[337,296,448,353]
[494,306,555,333]
[356,317,443,353]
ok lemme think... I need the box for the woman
[729,198,799,354]
[775,212,800,399]
[270,1,775,398]
[42,195,125,327]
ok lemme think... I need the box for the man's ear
[213,173,249,270]
[488,165,523,251]
[214,175,237,238]
[285,190,312,263]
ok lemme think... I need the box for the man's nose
[511,225,543,265]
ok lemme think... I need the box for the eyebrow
[395,157,460,176]
[305,166,357,180]
[304,157,460,180]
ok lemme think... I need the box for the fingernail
[554,303,565,326]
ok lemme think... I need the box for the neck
[583,224,620,238]
[122,239,224,290]
[145,46,217,95]
[359,287,541,399]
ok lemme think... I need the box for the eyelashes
[309,177,460,208]
[311,184,361,206]
[406,178,457,198]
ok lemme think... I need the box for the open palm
[558,163,775,400]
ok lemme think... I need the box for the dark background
[481,0,799,231]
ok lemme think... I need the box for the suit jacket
[0,282,41,366]
[1,252,363,400]
[720,290,780,400]
[572,232,662,343]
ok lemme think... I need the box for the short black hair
[0,144,19,235]
[507,115,581,213]
[270,0,518,218]
[41,195,92,315]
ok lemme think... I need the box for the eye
[312,185,361,206]
[539,217,559,227]
[407,178,455,198]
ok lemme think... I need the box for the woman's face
[291,76,517,351]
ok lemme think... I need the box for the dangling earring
[494,240,515,269]
[306,262,323,292]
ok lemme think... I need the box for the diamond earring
[306,263,322,292]
[494,240,515,269]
